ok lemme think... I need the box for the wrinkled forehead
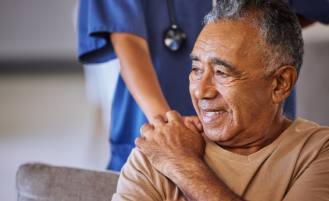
[193,21,260,60]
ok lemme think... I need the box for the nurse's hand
[135,110,205,181]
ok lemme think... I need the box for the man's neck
[220,116,293,156]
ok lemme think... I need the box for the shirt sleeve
[289,0,329,24]
[283,141,329,201]
[111,148,183,201]
[78,0,148,64]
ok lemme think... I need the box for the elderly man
[112,0,329,200]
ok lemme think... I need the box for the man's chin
[203,127,233,143]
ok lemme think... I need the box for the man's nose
[194,72,218,100]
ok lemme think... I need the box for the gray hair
[204,0,304,79]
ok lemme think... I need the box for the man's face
[190,21,277,148]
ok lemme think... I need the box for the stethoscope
[164,0,217,51]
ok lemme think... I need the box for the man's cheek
[192,100,201,117]
[189,83,199,101]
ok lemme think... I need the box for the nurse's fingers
[166,110,183,123]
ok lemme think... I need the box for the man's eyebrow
[211,57,236,72]
[189,54,199,61]
[190,54,237,73]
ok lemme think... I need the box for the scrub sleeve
[78,0,148,63]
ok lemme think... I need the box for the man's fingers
[184,117,200,134]
[166,110,182,123]
[151,114,166,126]
[182,116,203,132]
[140,123,154,139]
[135,137,146,149]
[190,116,203,132]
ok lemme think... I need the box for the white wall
[297,23,329,126]
[0,0,78,60]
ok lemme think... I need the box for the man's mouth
[205,111,225,116]
[201,109,227,123]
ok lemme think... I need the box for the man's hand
[135,111,243,201]
[182,115,203,133]
[135,110,205,180]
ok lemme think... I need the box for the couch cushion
[16,163,120,201]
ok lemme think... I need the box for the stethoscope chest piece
[164,26,186,51]
[164,0,186,51]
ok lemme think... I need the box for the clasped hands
[135,110,205,182]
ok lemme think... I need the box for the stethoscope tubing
[166,0,177,28]
[164,0,217,51]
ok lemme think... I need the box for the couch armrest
[16,163,120,201]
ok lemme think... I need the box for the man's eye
[192,67,201,73]
[216,70,227,77]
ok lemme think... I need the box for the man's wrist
[169,157,243,201]
[168,156,206,186]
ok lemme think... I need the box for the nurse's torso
[109,0,213,171]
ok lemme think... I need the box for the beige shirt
[112,118,329,201]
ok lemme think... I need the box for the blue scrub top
[286,0,329,24]
[78,0,329,171]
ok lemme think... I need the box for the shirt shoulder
[112,148,183,201]
[291,118,329,153]
[279,118,329,177]
[283,118,329,200]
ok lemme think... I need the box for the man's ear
[271,66,297,104]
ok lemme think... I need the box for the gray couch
[16,163,120,201]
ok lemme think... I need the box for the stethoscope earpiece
[163,0,186,51]
[164,26,186,51]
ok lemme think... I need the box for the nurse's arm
[110,32,170,122]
